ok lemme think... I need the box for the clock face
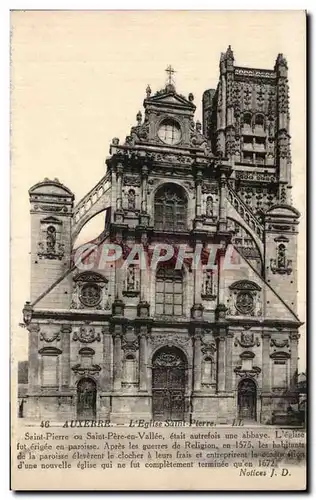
[158,119,181,145]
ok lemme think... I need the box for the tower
[28,178,74,306]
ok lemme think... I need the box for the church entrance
[77,378,97,420]
[237,378,257,421]
[152,347,187,421]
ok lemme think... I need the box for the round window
[158,119,181,145]
[80,283,101,307]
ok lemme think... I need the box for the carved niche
[37,217,64,260]
[270,242,292,275]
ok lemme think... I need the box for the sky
[10,10,306,368]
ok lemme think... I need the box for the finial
[53,177,60,183]
[146,84,151,98]
[112,137,120,145]
[188,93,194,102]
[136,111,142,125]
[275,53,288,69]
[226,45,234,60]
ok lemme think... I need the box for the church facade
[22,47,301,424]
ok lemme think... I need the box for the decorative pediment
[229,280,261,291]
[73,271,108,283]
[79,347,95,356]
[274,235,289,243]
[270,351,290,359]
[146,90,196,111]
[240,350,255,359]
[38,346,62,355]
[40,216,62,225]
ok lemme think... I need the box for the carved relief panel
[71,272,110,310]
[227,280,262,317]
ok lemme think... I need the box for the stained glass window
[155,268,183,316]
[154,184,187,231]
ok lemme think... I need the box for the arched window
[254,114,265,130]
[154,184,187,231]
[155,268,184,316]
[243,112,252,128]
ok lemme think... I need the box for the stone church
[22,47,301,424]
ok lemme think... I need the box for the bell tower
[28,178,74,304]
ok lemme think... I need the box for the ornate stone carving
[73,326,101,343]
[72,364,101,376]
[201,340,217,357]
[202,182,218,195]
[270,338,289,348]
[122,327,139,352]
[39,205,64,212]
[125,111,150,145]
[40,329,61,342]
[234,332,260,348]
[228,280,262,317]
[151,332,192,352]
[71,272,109,310]
[154,351,184,367]
[123,175,141,187]
[234,366,261,378]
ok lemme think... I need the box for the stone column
[116,163,124,210]
[193,329,202,392]
[28,324,40,392]
[141,165,148,213]
[195,171,202,218]
[112,326,122,391]
[217,242,226,306]
[139,326,148,391]
[217,334,226,392]
[261,332,271,393]
[61,324,71,388]
[218,173,227,231]
[289,331,300,390]
[101,325,112,391]
[225,332,233,392]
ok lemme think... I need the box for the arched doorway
[152,346,187,421]
[77,378,97,420]
[237,378,257,421]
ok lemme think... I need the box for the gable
[147,91,195,110]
